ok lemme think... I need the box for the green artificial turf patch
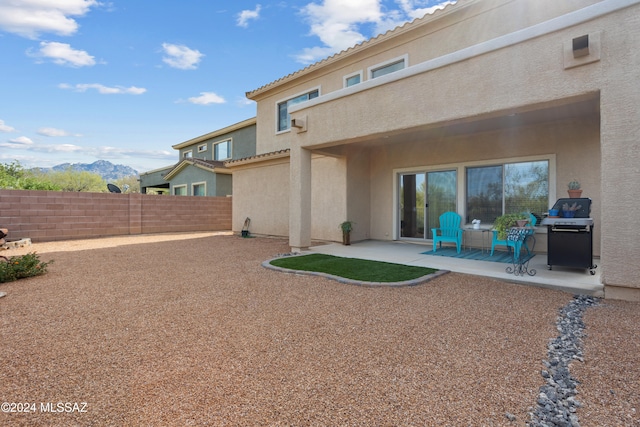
[269,253,437,283]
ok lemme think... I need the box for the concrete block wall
[0,190,231,242]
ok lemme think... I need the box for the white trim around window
[343,71,363,88]
[214,139,232,161]
[192,181,206,196]
[391,154,556,240]
[275,86,321,134]
[368,54,408,79]
[183,150,193,159]
[173,184,187,196]
[197,144,207,153]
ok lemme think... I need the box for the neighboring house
[140,117,256,196]
[226,0,640,300]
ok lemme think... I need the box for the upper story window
[344,71,362,88]
[183,150,193,159]
[277,88,319,132]
[214,139,232,160]
[197,144,207,153]
[369,55,407,79]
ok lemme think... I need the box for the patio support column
[289,143,312,252]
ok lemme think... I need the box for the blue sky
[0,0,453,173]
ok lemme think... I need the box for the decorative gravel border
[529,295,600,427]
[262,254,450,287]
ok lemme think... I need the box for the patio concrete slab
[308,240,603,297]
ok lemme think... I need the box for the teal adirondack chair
[490,212,537,259]
[432,212,463,254]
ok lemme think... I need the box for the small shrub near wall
[0,253,52,283]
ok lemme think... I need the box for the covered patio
[308,239,603,296]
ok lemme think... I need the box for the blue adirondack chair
[432,211,463,254]
[490,212,537,259]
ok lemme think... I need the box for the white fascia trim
[290,0,639,115]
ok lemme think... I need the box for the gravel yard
[1,233,638,426]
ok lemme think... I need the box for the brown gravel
[0,233,638,426]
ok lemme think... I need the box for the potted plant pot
[567,180,582,198]
[339,221,353,246]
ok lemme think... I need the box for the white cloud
[237,4,261,28]
[187,92,226,105]
[296,0,455,64]
[397,0,456,19]
[161,43,204,70]
[1,136,34,148]
[27,41,97,67]
[0,137,175,161]
[0,119,16,132]
[37,127,82,137]
[0,0,99,39]
[10,136,33,145]
[59,83,147,95]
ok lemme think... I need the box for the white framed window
[392,155,555,240]
[173,185,187,196]
[466,160,550,223]
[197,144,207,153]
[183,150,192,159]
[344,71,363,87]
[192,182,206,197]
[368,55,408,79]
[214,139,232,160]
[276,87,320,132]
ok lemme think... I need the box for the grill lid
[551,198,591,218]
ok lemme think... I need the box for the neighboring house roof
[245,0,462,99]
[164,158,228,180]
[225,149,291,167]
[172,117,257,150]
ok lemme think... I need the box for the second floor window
[215,140,231,160]
[370,58,406,79]
[345,73,361,87]
[277,89,319,132]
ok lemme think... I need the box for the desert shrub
[0,253,53,283]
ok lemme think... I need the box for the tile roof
[246,1,461,98]
[164,158,227,180]
[224,149,291,167]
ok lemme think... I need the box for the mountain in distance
[38,160,139,181]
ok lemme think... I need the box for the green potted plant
[339,221,353,245]
[568,179,582,198]
[493,213,528,240]
[561,201,582,218]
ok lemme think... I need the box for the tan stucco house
[226,0,640,300]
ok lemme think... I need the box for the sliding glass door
[399,170,456,240]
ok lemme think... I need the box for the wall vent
[573,35,590,58]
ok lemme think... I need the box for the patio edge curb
[262,257,450,287]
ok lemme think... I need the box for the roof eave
[172,117,256,150]
[245,0,467,99]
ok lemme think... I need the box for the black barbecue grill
[540,198,597,275]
